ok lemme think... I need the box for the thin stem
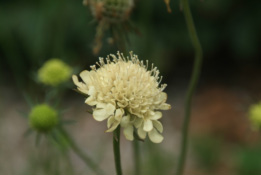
[176,0,203,175]
[59,126,104,175]
[133,139,141,175]
[113,126,122,175]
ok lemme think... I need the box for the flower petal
[72,75,83,87]
[123,125,134,141]
[105,103,116,115]
[134,118,143,128]
[96,103,106,109]
[72,75,88,94]
[143,119,153,132]
[80,70,92,85]
[117,101,128,108]
[107,116,114,128]
[153,120,163,133]
[106,120,120,132]
[158,92,167,103]
[121,114,130,127]
[93,108,108,121]
[88,86,96,96]
[150,111,162,120]
[158,103,171,110]
[137,127,146,139]
[85,96,97,106]
[129,108,142,118]
[93,103,115,121]
[148,128,163,143]
[115,108,124,121]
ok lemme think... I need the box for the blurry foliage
[0,0,261,88]
[142,141,175,175]
[23,139,74,175]
[193,0,261,59]
[236,145,261,175]
[191,135,221,172]
[0,0,94,87]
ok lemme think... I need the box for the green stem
[176,0,203,175]
[59,126,104,175]
[113,126,122,175]
[133,139,141,175]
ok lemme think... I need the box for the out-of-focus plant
[25,141,74,175]
[38,59,72,87]
[22,58,104,175]
[237,146,261,175]
[143,142,175,175]
[83,0,136,54]
[192,135,221,172]
[176,0,203,174]
[25,106,69,175]
[1,0,260,87]
[29,104,58,133]
[248,102,261,130]
[0,0,93,87]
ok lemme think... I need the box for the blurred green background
[1,0,261,175]
[1,0,260,88]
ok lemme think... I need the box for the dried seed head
[87,0,134,23]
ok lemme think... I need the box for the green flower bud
[249,102,261,130]
[38,59,72,86]
[29,104,58,132]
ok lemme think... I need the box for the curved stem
[59,126,104,175]
[176,0,203,175]
[133,139,141,175]
[113,126,122,175]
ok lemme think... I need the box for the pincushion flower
[249,102,261,130]
[73,52,171,143]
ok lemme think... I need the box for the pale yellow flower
[73,52,171,143]
[249,102,261,130]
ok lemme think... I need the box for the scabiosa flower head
[249,102,261,130]
[29,104,58,132]
[38,59,72,86]
[83,0,135,54]
[73,52,171,143]
[85,0,134,23]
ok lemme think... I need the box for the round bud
[249,102,261,129]
[29,104,58,132]
[38,59,72,86]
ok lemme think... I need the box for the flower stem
[176,0,203,175]
[113,126,122,175]
[133,139,141,175]
[59,126,104,175]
